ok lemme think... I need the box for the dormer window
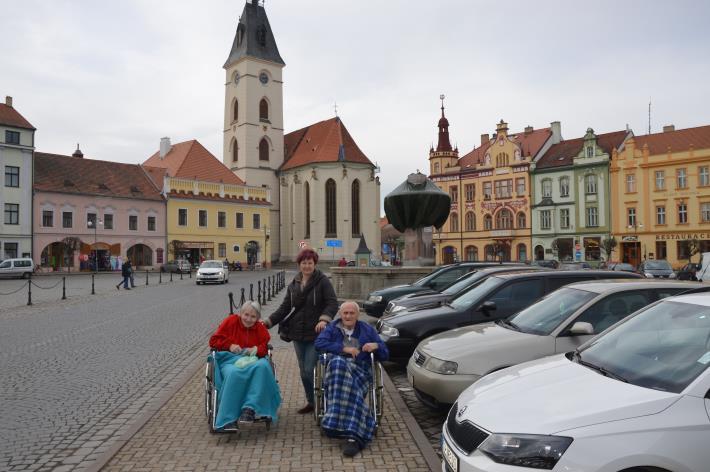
[586,146,594,157]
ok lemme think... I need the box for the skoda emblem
[457,405,468,418]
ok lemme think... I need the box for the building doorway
[246,240,260,267]
[621,241,641,267]
[534,245,544,261]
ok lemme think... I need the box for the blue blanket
[211,351,281,429]
[320,354,376,446]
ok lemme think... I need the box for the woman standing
[264,248,338,414]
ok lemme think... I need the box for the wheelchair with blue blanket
[204,344,276,434]
[313,352,384,432]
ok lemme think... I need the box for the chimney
[550,121,562,144]
[159,137,172,159]
[72,143,84,158]
[663,125,675,133]
[480,133,489,146]
[524,125,534,134]
[5,96,12,107]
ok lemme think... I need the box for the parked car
[442,291,710,472]
[677,262,701,280]
[610,262,636,272]
[637,259,676,278]
[160,259,191,274]
[383,264,532,316]
[196,260,229,284]
[558,261,591,270]
[364,262,502,318]
[408,280,699,406]
[0,258,34,278]
[531,259,559,269]
[376,270,642,362]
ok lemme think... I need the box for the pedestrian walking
[129,262,136,288]
[117,259,132,290]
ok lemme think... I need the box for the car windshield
[412,267,446,287]
[442,272,481,295]
[644,260,672,270]
[577,299,710,393]
[201,261,222,268]
[449,276,504,311]
[507,287,597,335]
[614,263,634,271]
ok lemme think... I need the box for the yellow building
[430,108,555,264]
[610,124,710,268]
[144,138,271,266]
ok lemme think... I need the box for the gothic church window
[325,179,337,237]
[233,99,239,122]
[351,180,360,236]
[259,99,269,122]
[232,139,238,162]
[259,138,269,161]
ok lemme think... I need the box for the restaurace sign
[655,233,710,241]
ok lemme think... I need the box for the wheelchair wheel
[313,357,325,425]
[204,360,213,420]
[374,361,385,426]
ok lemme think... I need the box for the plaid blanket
[321,354,375,446]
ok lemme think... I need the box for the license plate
[442,438,458,472]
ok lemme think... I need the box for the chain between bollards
[62,276,67,300]
[91,274,95,295]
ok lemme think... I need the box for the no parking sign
[298,240,307,249]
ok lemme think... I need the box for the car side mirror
[569,321,594,335]
[479,300,497,315]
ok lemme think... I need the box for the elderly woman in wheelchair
[205,301,281,433]
[313,301,389,457]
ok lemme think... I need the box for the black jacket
[268,269,338,342]
[121,261,131,277]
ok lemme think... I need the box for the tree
[601,236,618,261]
[168,239,186,259]
[679,237,701,263]
[61,236,82,273]
[550,238,560,258]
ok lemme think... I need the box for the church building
[222,0,380,262]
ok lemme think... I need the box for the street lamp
[87,217,103,273]
[263,225,270,268]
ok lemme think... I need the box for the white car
[441,292,710,472]
[409,280,699,406]
[0,258,34,278]
[196,260,229,285]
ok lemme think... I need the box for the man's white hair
[339,300,359,313]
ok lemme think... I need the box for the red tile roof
[142,165,168,189]
[0,103,35,130]
[459,127,552,168]
[143,140,244,185]
[631,125,710,155]
[34,152,163,201]
[536,130,628,169]
[282,117,374,171]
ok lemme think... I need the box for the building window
[325,179,337,236]
[259,138,269,161]
[236,212,244,229]
[62,211,73,228]
[465,212,475,231]
[5,166,19,187]
[541,179,552,198]
[232,139,238,163]
[199,210,207,227]
[104,214,114,229]
[218,243,227,258]
[584,237,601,261]
[655,171,665,190]
[517,243,527,262]
[656,206,666,225]
[87,212,97,229]
[677,168,687,189]
[147,216,156,231]
[627,207,636,227]
[465,184,475,201]
[483,214,493,230]
[559,177,569,197]
[129,215,138,231]
[586,207,599,227]
[351,180,360,235]
[218,211,226,228]
[305,182,311,238]
[465,246,478,261]
[450,186,458,203]
[585,174,597,194]
[483,182,492,199]
[177,209,187,226]
[560,209,570,229]
[678,203,688,224]
[4,242,18,259]
[516,177,525,195]
[586,146,594,157]
[700,166,710,186]
[495,152,509,167]
[42,210,53,227]
[233,99,239,122]
[540,210,551,230]
[259,99,269,122]
[494,179,512,199]
[625,174,636,193]
[5,203,20,225]
[253,213,261,229]
[433,162,440,174]
[656,241,667,260]
[449,213,459,232]
[702,203,710,222]
[495,209,512,229]
[5,130,20,145]
[516,212,526,229]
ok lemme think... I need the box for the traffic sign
[298,240,307,249]
[326,240,343,248]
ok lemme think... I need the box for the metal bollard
[27,279,32,306]
[91,274,95,295]
[62,276,67,300]
[180,270,183,280]
[146,270,149,286]
[250,283,253,301]
[267,277,272,301]
[228,292,235,313]
[258,281,262,305]
[240,288,246,306]
[170,271,173,282]
[159,270,162,284]
[189,268,192,279]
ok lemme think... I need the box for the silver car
[407,280,702,406]
[0,258,34,278]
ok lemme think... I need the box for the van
[697,252,710,282]
[0,258,34,278]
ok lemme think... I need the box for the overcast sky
[5,0,710,210]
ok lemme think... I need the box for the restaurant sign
[655,233,710,241]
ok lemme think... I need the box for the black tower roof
[224,0,285,68]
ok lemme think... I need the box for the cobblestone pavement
[0,269,287,472]
[103,347,432,472]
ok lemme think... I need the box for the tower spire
[436,94,452,152]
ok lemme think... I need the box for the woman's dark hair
[296,248,319,264]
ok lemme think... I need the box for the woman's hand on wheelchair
[343,346,360,358]
[362,342,379,353]
[229,344,242,354]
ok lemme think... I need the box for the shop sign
[622,236,638,242]
[655,233,710,241]
[182,241,214,249]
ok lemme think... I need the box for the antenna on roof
[334,101,338,117]
[648,97,652,134]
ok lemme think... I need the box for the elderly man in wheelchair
[205,301,281,433]
[313,301,389,457]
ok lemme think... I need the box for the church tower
[223,0,285,261]
[429,95,459,175]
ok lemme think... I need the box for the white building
[0,96,34,259]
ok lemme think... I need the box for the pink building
[33,149,166,271]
